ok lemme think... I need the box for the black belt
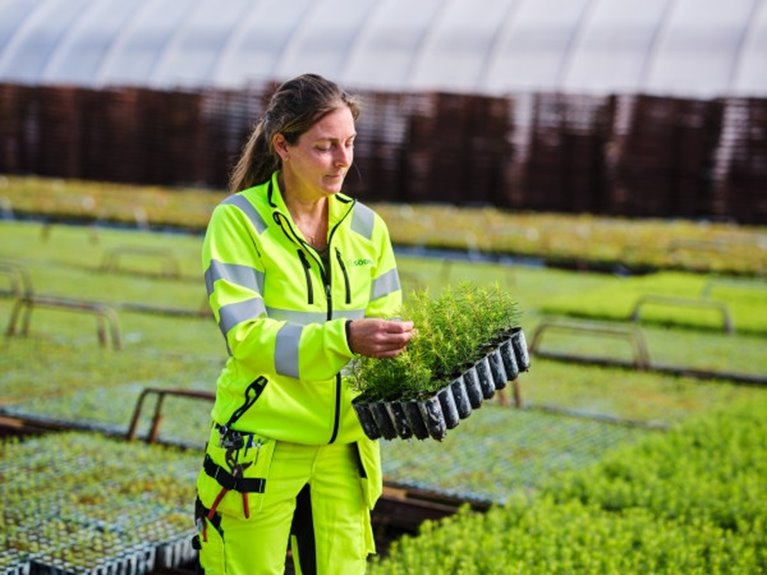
[203,454,266,493]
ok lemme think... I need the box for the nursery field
[2,175,766,277]
[1,177,766,573]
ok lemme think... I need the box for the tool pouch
[196,424,277,519]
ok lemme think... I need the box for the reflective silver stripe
[275,323,303,378]
[336,309,366,320]
[371,268,401,301]
[223,194,267,234]
[266,307,366,324]
[350,202,375,240]
[218,297,266,335]
[205,260,264,296]
[266,308,327,325]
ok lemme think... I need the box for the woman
[193,73,414,575]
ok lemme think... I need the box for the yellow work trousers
[196,439,375,575]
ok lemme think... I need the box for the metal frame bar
[629,294,734,333]
[126,387,215,443]
[530,318,651,369]
[5,294,122,349]
[99,245,181,279]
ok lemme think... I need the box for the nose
[335,145,352,168]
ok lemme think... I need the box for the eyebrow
[315,133,357,141]
[313,134,357,145]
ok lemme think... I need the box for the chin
[323,180,345,194]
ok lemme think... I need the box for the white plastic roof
[0,0,765,98]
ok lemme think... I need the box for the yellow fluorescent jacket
[202,171,402,446]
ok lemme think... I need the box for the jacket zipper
[298,249,313,305]
[323,264,342,444]
[323,206,356,444]
[335,248,351,305]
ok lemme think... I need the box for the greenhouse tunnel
[0,0,765,97]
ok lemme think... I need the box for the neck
[281,182,328,250]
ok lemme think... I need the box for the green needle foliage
[350,282,522,402]
[369,396,767,574]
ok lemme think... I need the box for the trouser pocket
[196,424,277,520]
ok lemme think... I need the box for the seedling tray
[354,327,530,441]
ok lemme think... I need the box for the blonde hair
[228,74,361,193]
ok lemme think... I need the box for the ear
[272,133,289,162]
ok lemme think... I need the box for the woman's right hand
[347,319,415,359]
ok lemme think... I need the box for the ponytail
[228,121,277,193]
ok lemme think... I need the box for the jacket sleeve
[203,200,355,382]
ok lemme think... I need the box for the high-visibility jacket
[201,171,402,505]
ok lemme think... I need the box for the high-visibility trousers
[195,436,376,575]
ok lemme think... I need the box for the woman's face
[276,106,356,200]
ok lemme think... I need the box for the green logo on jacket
[354,258,372,266]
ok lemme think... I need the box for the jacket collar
[267,170,355,230]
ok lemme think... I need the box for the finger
[375,347,407,359]
[385,320,414,334]
[378,334,412,350]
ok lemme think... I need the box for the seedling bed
[379,404,650,504]
[530,318,767,386]
[0,432,198,575]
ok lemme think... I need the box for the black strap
[195,496,223,536]
[203,454,266,493]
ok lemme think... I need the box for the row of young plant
[4,222,764,536]
[0,432,198,575]
[8,359,742,505]
[379,404,648,503]
[2,221,762,482]
[368,395,767,574]
[540,270,767,336]
[3,221,764,380]
[3,175,766,276]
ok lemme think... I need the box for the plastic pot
[353,402,382,440]
[450,375,473,419]
[417,395,447,441]
[386,400,413,439]
[474,356,496,399]
[487,348,508,390]
[461,366,484,409]
[369,401,397,440]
